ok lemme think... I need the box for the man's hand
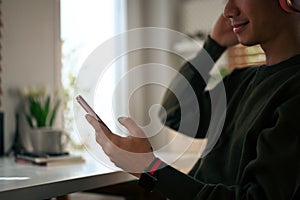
[211,15,239,47]
[85,114,156,178]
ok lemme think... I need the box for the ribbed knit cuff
[203,35,227,62]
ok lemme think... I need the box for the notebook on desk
[15,152,85,166]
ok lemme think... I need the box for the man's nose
[223,0,240,19]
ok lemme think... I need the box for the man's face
[223,0,286,46]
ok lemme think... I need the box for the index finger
[85,114,113,139]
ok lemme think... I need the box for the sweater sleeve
[159,36,226,138]
[154,94,300,200]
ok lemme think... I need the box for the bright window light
[60,0,126,146]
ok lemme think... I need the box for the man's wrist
[203,35,227,62]
[138,157,166,192]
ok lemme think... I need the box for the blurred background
[0,0,265,156]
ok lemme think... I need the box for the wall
[180,0,228,80]
[2,0,61,152]
[180,0,224,34]
[126,0,183,151]
[126,0,226,125]
[126,0,181,119]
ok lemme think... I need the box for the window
[60,0,126,146]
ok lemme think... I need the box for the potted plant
[21,86,64,154]
[22,86,61,129]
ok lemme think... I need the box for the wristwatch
[138,158,165,192]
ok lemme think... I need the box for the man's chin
[238,38,258,47]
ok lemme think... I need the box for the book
[15,152,85,166]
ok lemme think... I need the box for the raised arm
[159,15,238,138]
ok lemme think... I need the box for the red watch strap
[145,158,165,175]
[139,158,166,192]
[149,159,163,175]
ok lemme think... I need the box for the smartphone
[76,95,110,130]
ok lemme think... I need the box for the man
[85,0,300,199]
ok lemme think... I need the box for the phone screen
[76,95,110,130]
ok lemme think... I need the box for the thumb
[118,117,146,138]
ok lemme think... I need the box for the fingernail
[118,116,128,123]
[85,114,91,121]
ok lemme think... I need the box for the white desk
[0,154,135,200]
[0,145,201,200]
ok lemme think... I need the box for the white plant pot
[30,127,66,154]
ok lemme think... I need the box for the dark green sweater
[154,40,300,199]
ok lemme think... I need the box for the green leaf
[49,99,60,126]
[43,96,51,126]
[23,87,61,128]
[25,114,34,128]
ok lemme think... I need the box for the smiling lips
[232,21,249,33]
